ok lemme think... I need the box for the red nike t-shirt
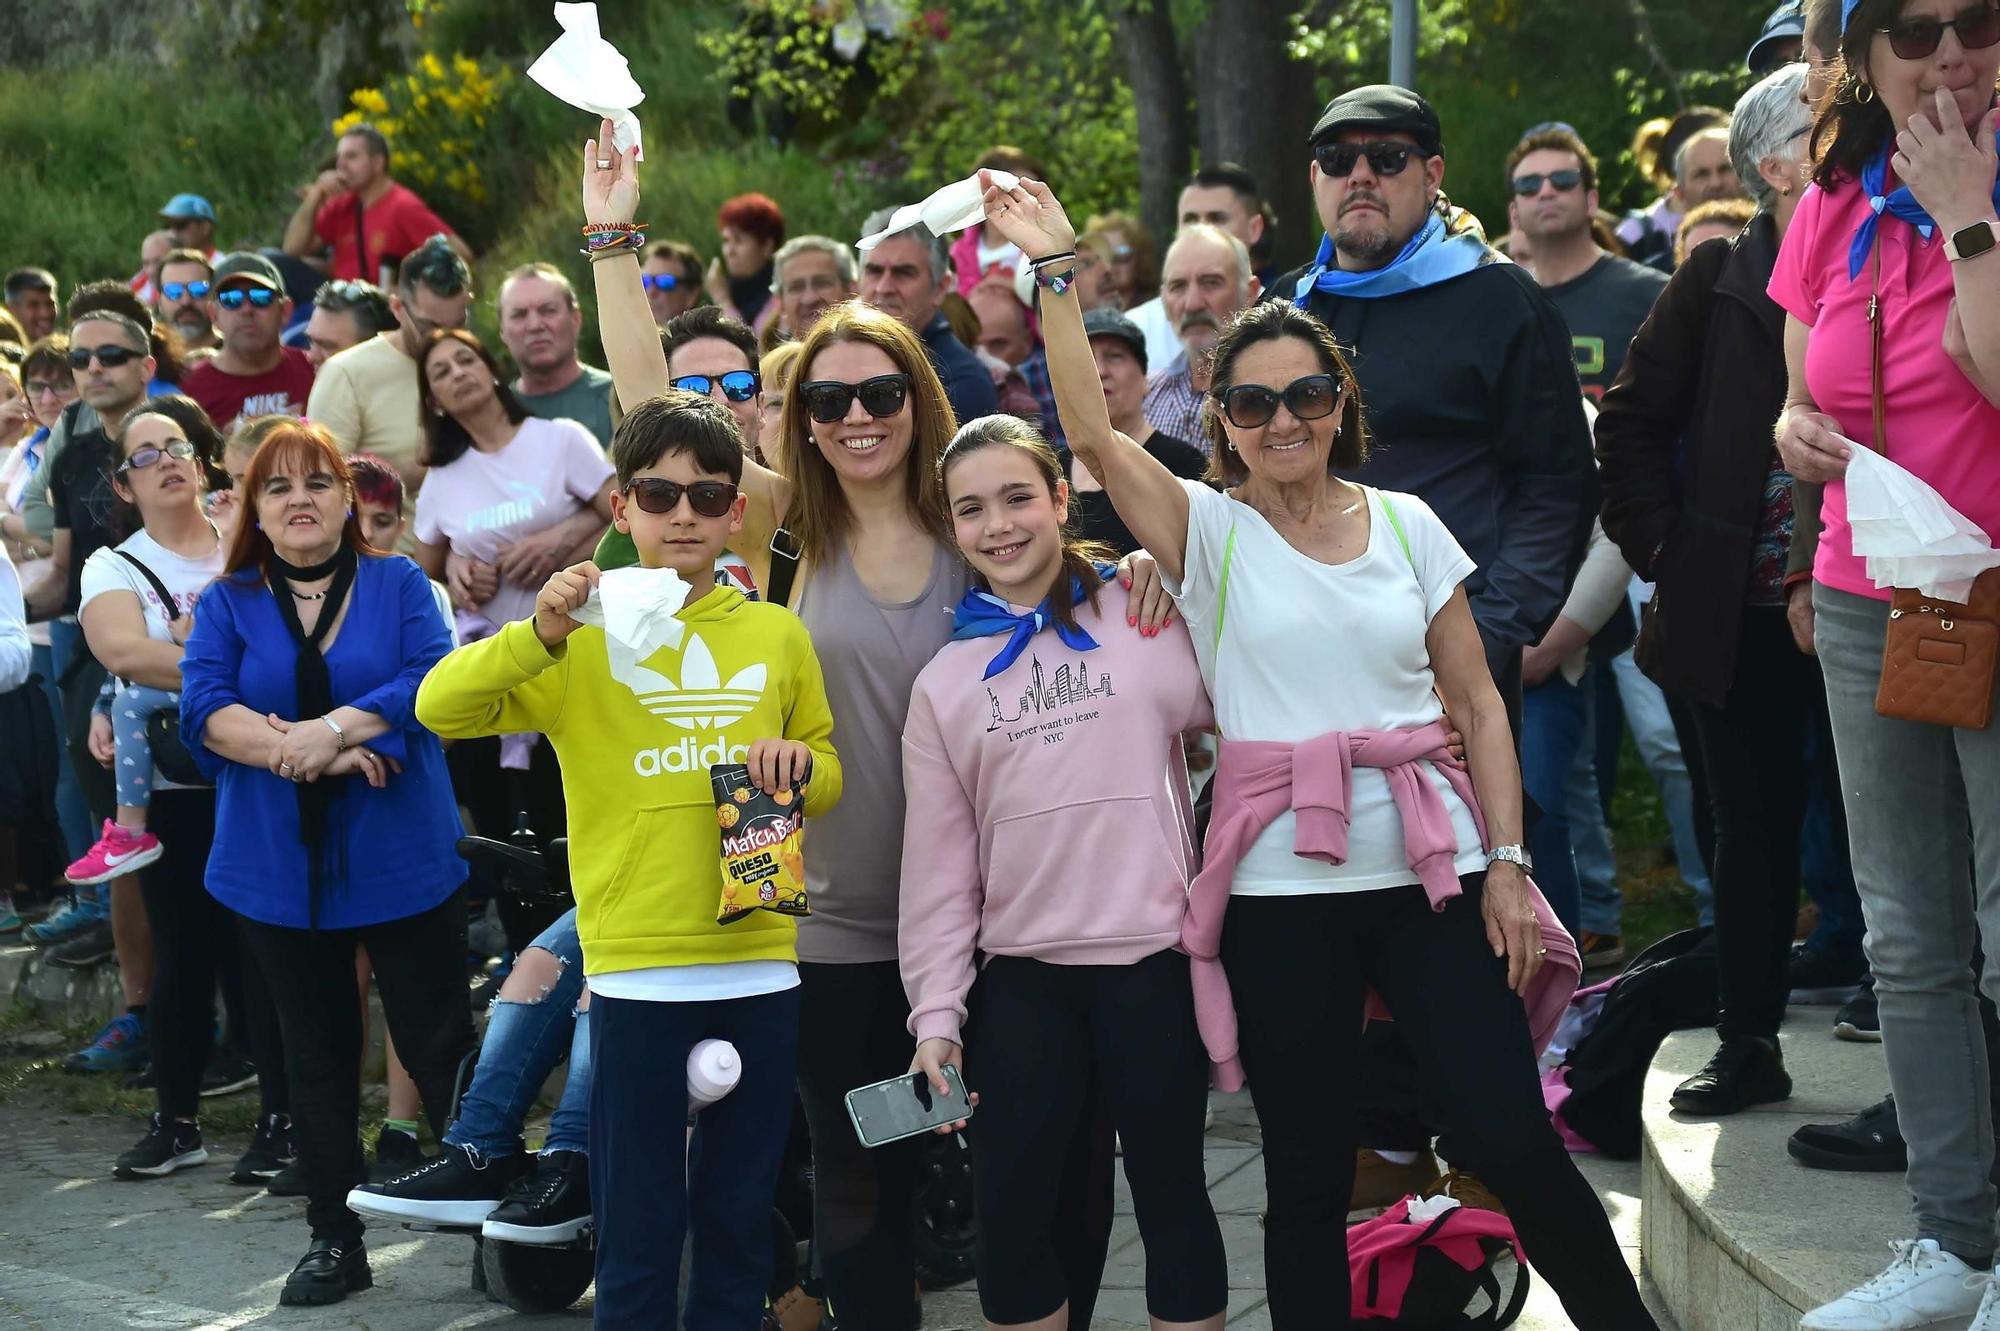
[313,182,453,283]
[184,348,316,429]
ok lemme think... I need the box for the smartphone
[845,1065,973,1148]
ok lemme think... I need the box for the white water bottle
[687,1039,741,1111]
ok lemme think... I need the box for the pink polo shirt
[1769,175,2000,601]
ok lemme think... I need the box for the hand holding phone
[846,1064,975,1148]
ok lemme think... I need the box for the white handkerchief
[528,2,646,159]
[858,169,1020,251]
[569,565,689,684]
[1404,1194,1462,1224]
[1843,440,2000,601]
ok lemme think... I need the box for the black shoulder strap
[766,525,803,610]
[114,549,178,616]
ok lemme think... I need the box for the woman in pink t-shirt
[1770,3,2000,1325]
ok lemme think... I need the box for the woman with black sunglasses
[1771,2,2000,1325]
[979,172,1658,1331]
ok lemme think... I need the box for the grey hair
[498,261,578,312]
[1730,63,1813,210]
[1165,223,1253,297]
[858,211,952,284]
[1673,125,1733,184]
[771,235,858,294]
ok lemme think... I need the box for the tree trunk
[1112,0,1191,246]
[1195,0,1319,270]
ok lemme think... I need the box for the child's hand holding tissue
[534,560,602,649]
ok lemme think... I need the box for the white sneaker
[1969,1272,2000,1331]
[1800,1239,1989,1330]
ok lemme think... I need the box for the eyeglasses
[623,477,740,516]
[1881,3,2000,58]
[67,344,143,370]
[798,373,912,424]
[1314,141,1417,179]
[674,370,760,402]
[642,273,691,293]
[160,281,211,302]
[24,379,71,399]
[116,439,196,475]
[1216,374,1342,430]
[1512,169,1585,197]
[216,287,279,311]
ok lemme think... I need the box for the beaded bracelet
[580,221,649,236]
[583,234,647,260]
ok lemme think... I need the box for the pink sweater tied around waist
[1183,720,1579,1092]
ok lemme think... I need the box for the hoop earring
[1855,82,1875,104]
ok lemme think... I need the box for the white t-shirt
[412,417,613,635]
[1164,481,1488,893]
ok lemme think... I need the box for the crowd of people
[1,0,1998,1327]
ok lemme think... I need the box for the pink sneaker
[65,820,163,885]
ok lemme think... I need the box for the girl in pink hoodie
[899,415,1227,1330]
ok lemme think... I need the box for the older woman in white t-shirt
[983,175,1657,1331]
[76,394,290,1188]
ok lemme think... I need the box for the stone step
[0,941,123,1029]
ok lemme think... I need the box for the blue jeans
[589,985,801,1328]
[446,908,590,1158]
[44,621,104,910]
[1521,674,1586,935]
[1573,665,1623,936]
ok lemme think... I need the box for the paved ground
[0,1080,1672,1330]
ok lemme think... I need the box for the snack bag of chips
[713,762,809,924]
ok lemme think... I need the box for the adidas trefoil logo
[622,633,767,777]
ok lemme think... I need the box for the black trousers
[142,789,286,1121]
[795,959,1114,1329]
[240,888,472,1241]
[1224,878,1657,1331]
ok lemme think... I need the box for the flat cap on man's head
[1082,307,1149,373]
[1309,85,1444,157]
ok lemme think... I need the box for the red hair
[223,421,375,575]
[717,193,785,248]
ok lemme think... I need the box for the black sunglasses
[1314,141,1417,179]
[67,344,143,370]
[624,477,740,517]
[642,273,691,293]
[116,439,196,475]
[674,370,760,403]
[799,373,913,424]
[160,280,211,301]
[1217,374,1342,430]
[216,287,279,311]
[1882,3,2000,59]
[1512,169,1585,197]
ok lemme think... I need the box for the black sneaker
[1836,977,1881,1042]
[201,1053,258,1098]
[266,1159,310,1197]
[371,1126,422,1182]
[45,918,115,969]
[278,1236,372,1307]
[1788,1094,1907,1172]
[114,1113,208,1179]
[232,1112,296,1185]
[481,1150,592,1244]
[1788,944,1867,1004]
[1670,1036,1793,1116]
[345,1142,525,1227]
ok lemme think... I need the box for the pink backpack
[1348,1197,1530,1327]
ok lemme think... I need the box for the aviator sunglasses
[674,370,761,402]
[624,477,740,517]
[798,373,912,424]
[1216,374,1342,430]
[1314,141,1417,178]
[160,280,211,301]
[1881,3,2000,59]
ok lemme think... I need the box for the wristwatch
[1488,843,1533,873]
[1945,219,1998,263]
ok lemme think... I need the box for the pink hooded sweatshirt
[1184,721,1580,1092]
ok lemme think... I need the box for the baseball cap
[1747,2,1806,73]
[1309,85,1444,156]
[211,252,284,293]
[1082,308,1148,372]
[159,193,216,223]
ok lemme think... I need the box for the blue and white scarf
[1291,211,1489,305]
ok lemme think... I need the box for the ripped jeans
[446,907,591,1158]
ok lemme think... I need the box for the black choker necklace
[292,588,328,601]
[271,549,345,582]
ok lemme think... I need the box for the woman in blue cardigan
[179,421,469,1309]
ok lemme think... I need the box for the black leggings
[142,790,286,1121]
[1223,876,1657,1331]
[240,889,473,1242]
[964,950,1226,1324]
[795,959,1115,1329]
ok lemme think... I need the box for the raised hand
[582,116,641,228]
[535,560,600,649]
[978,170,1078,262]
[1895,88,2000,232]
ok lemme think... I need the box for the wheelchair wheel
[911,1134,975,1290]
[480,1235,595,1314]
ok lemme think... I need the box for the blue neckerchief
[1291,211,1489,304]
[1846,145,1968,279]
[951,567,1112,681]
[1841,0,1861,29]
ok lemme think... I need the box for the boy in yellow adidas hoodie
[417,391,841,1325]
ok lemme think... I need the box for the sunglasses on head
[799,373,913,424]
[674,370,760,402]
[67,344,143,370]
[1216,374,1342,430]
[1512,169,1585,197]
[624,477,740,516]
[116,439,196,476]
[642,272,691,293]
[216,287,279,311]
[1881,3,2000,59]
[1314,141,1417,179]
[160,280,211,301]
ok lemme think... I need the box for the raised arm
[979,173,1192,583]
